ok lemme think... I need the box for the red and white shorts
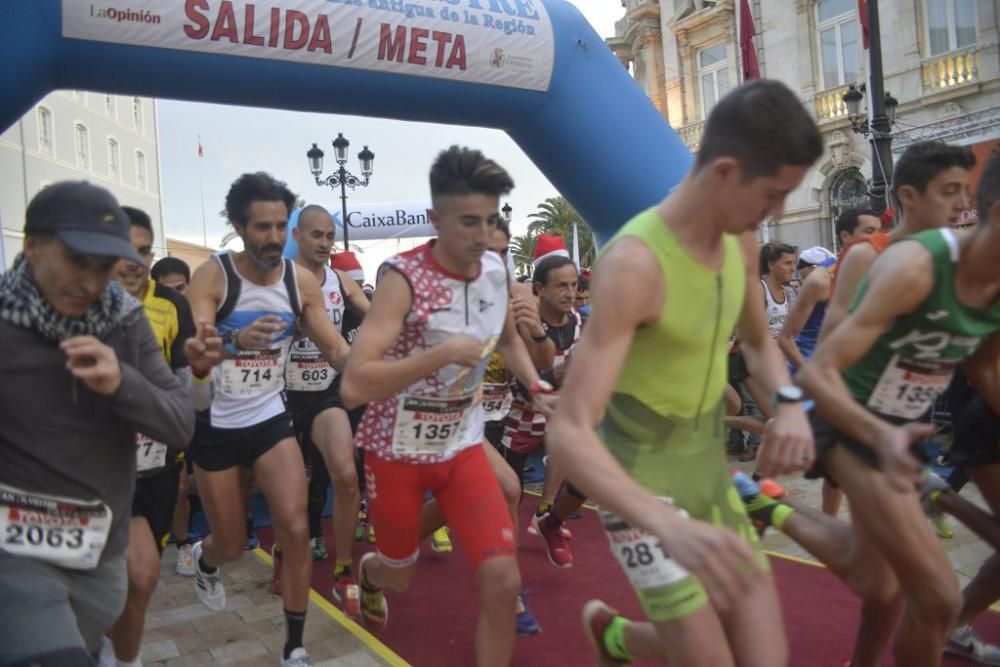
[364,445,516,570]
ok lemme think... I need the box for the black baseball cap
[24,181,144,264]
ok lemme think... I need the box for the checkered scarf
[0,255,140,343]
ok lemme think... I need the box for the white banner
[62,0,554,91]
[332,199,436,241]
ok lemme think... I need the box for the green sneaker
[359,552,388,627]
[310,536,329,560]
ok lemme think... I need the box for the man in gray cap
[0,181,203,667]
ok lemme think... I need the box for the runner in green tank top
[547,80,822,667]
[791,151,1000,667]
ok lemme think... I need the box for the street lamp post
[501,202,512,224]
[842,0,898,215]
[307,133,375,251]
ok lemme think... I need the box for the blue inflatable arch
[0,0,692,241]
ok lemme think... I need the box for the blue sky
[157,1,622,279]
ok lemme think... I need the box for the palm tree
[509,233,536,277]
[527,197,597,267]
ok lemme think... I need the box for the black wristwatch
[771,385,804,408]
[530,331,549,343]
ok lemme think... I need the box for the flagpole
[198,135,208,248]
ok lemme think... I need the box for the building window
[107,138,120,180]
[37,107,53,155]
[135,150,147,190]
[925,0,976,56]
[105,94,117,119]
[132,97,144,133]
[74,123,90,168]
[828,168,870,249]
[698,43,729,117]
[817,0,860,90]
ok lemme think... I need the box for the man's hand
[756,404,815,477]
[61,336,123,396]
[185,320,224,377]
[512,293,545,339]
[655,517,763,612]
[876,422,933,493]
[237,315,287,350]
[532,391,558,417]
[445,334,484,368]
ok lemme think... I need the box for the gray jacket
[0,308,195,561]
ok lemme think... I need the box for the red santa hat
[533,234,569,267]
[330,251,364,282]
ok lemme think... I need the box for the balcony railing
[676,120,705,151]
[815,84,851,123]
[922,48,978,93]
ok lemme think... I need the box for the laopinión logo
[90,5,162,24]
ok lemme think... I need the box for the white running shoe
[193,541,226,611]
[97,636,115,667]
[176,543,196,577]
[946,625,1000,665]
[280,647,314,667]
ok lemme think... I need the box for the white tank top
[285,266,346,393]
[211,252,300,429]
[762,279,793,339]
[356,242,509,464]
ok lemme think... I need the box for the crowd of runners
[1,79,999,667]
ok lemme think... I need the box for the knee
[332,468,360,500]
[278,514,310,546]
[851,570,901,606]
[218,538,246,563]
[479,559,521,602]
[909,577,961,628]
[497,468,521,508]
[128,560,161,604]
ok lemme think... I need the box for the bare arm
[339,268,466,409]
[511,281,555,370]
[777,269,830,369]
[297,269,351,373]
[818,243,878,342]
[335,268,371,317]
[963,332,1000,415]
[798,242,935,488]
[497,302,543,388]
[185,258,224,331]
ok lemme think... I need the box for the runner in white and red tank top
[340,147,555,665]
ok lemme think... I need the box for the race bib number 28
[0,483,112,570]
[601,499,691,591]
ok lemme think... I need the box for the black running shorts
[190,412,295,472]
[806,408,928,482]
[950,397,1000,470]
[132,462,182,553]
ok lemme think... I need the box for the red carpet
[256,502,1000,666]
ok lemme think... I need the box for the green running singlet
[844,228,1000,422]
[597,207,764,622]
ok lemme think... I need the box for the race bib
[285,357,335,392]
[392,393,474,457]
[867,354,956,420]
[0,483,112,570]
[135,433,167,473]
[482,383,512,422]
[220,349,284,396]
[601,499,690,590]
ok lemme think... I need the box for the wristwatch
[530,331,549,343]
[529,380,555,396]
[771,385,804,407]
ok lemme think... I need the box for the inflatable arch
[1,0,692,242]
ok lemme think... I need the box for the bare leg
[193,465,248,567]
[821,479,843,517]
[826,446,961,667]
[108,518,162,661]
[954,464,1000,626]
[618,604,736,666]
[253,439,312,612]
[474,557,520,667]
[311,408,360,570]
[172,470,191,541]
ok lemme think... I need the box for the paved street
[142,459,996,666]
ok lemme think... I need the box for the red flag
[197,140,203,158]
[739,0,760,81]
[858,0,870,49]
